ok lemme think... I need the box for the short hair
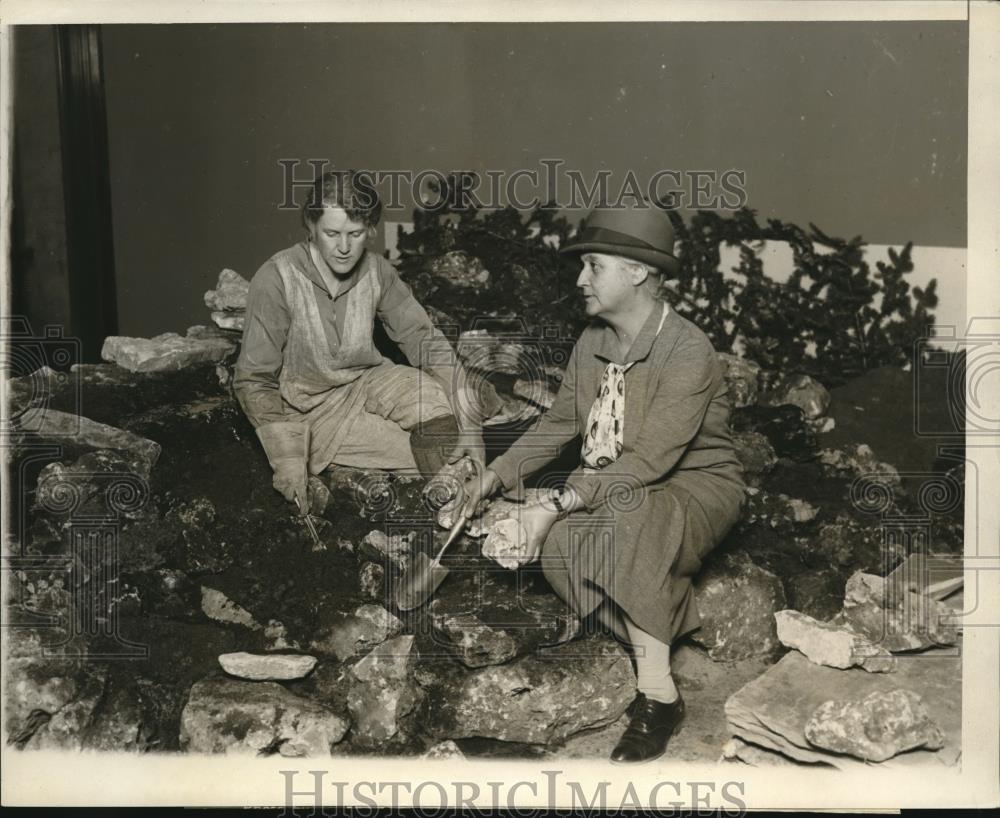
[617,256,660,279]
[302,170,382,229]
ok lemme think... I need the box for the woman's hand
[518,500,560,563]
[449,429,487,471]
[458,467,503,521]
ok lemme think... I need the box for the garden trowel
[395,502,470,611]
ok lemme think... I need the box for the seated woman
[460,203,745,764]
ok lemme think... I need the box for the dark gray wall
[101,22,968,337]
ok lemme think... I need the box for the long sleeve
[565,335,717,512]
[232,261,290,427]
[488,340,585,497]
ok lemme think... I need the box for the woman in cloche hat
[461,202,746,763]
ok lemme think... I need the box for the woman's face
[309,206,370,276]
[577,253,636,319]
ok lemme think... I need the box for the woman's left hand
[519,500,560,563]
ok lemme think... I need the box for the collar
[300,241,373,301]
[594,300,671,365]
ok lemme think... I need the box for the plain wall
[100,22,968,337]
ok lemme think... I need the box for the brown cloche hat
[560,203,680,276]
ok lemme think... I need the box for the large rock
[414,635,635,744]
[218,652,318,681]
[309,605,403,661]
[346,636,422,748]
[804,689,945,762]
[774,610,895,673]
[15,409,161,476]
[101,329,236,373]
[717,353,761,409]
[692,551,787,661]
[759,373,830,420]
[731,430,777,485]
[426,572,580,668]
[204,268,250,312]
[360,530,415,573]
[179,676,348,756]
[831,571,958,652]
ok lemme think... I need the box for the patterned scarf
[582,303,668,471]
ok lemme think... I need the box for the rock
[101,329,236,373]
[204,268,250,311]
[427,572,579,668]
[414,635,635,745]
[169,497,216,528]
[832,571,958,652]
[200,587,261,630]
[218,652,318,681]
[324,467,417,519]
[421,739,465,760]
[263,620,300,651]
[347,636,422,748]
[428,251,491,289]
[804,689,945,762]
[818,443,901,488]
[759,373,830,420]
[34,448,154,516]
[813,513,884,571]
[360,530,414,573]
[809,416,836,434]
[14,409,161,476]
[692,551,787,661]
[23,667,109,751]
[82,682,153,752]
[211,311,245,331]
[359,562,386,601]
[721,736,803,767]
[482,517,530,569]
[717,353,761,409]
[725,648,961,770]
[456,330,528,376]
[309,605,403,661]
[787,496,819,523]
[731,430,777,485]
[179,676,348,756]
[438,490,544,538]
[774,610,895,673]
[731,404,818,462]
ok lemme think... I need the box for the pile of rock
[204,268,250,332]
[722,563,963,768]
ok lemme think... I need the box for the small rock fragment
[200,587,261,630]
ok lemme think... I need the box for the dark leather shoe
[610,693,685,764]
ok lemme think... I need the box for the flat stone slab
[102,330,236,373]
[725,647,961,769]
[218,652,317,681]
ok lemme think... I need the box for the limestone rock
[359,562,386,601]
[832,571,958,652]
[101,329,236,373]
[774,610,895,673]
[309,605,403,661]
[204,268,250,311]
[347,635,422,748]
[482,516,530,569]
[731,430,777,485]
[218,652,318,681]
[427,572,579,667]
[429,251,491,289]
[692,551,787,661]
[717,353,761,409]
[15,409,161,476]
[179,676,348,756]
[415,636,635,744]
[200,587,261,630]
[804,689,945,762]
[759,373,830,420]
[211,311,245,331]
[818,443,901,488]
[360,530,415,573]
[421,739,465,760]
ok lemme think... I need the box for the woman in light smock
[461,204,745,764]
